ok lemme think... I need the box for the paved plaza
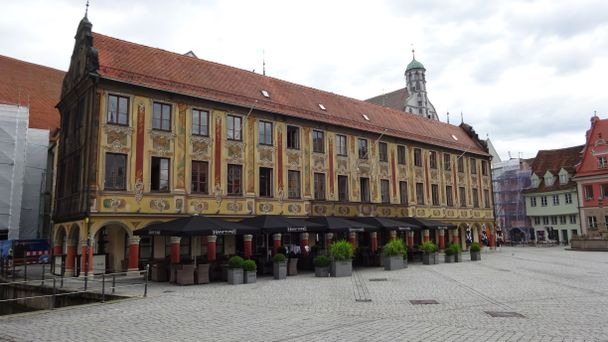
[1,247,608,342]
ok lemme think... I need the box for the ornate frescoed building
[52,16,494,276]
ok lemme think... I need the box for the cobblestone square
[2,247,608,342]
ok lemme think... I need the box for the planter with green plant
[382,239,407,271]
[227,256,244,285]
[421,241,438,265]
[313,255,330,277]
[444,244,455,263]
[452,243,462,262]
[470,242,481,261]
[273,253,287,279]
[242,259,257,284]
[330,240,354,277]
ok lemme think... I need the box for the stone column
[423,229,430,243]
[170,236,181,264]
[128,236,140,271]
[207,235,217,262]
[299,233,309,256]
[52,242,62,256]
[389,230,397,241]
[349,232,357,248]
[407,231,414,249]
[370,232,378,253]
[79,239,93,275]
[243,234,253,259]
[272,233,282,255]
[65,242,77,277]
[438,230,445,251]
[325,233,334,248]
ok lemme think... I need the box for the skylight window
[362,114,370,121]
[451,134,458,141]
[318,103,326,111]
[261,90,270,98]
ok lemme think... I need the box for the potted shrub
[243,259,257,284]
[444,244,455,263]
[330,240,354,277]
[227,256,244,285]
[452,243,463,262]
[470,242,481,261]
[313,255,330,277]
[273,253,287,280]
[421,241,438,265]
[382,239,406,271]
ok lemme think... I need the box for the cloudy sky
[2,0,607,161]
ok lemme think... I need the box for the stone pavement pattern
[1,247,608,342]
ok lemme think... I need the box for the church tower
[404,50,438,120]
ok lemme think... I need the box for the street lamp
[84,217,90,289]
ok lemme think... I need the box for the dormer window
[559,173,568,184]
[545,175,554,187]
[531,175,540,188]
[598,156,607,169]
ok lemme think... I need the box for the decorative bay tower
[405,50,438,120]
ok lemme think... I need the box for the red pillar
[243,234,253,259]
[53,243,62,256]
[299,233,309,257]
[370,232,378,253]
[128,236,140,271]
[325,233,334,248]
[452,230,459,245]
[80,239,93,274]
[65,243,76,276]
[272,233,282,255]
[207,235,217,262]
[170,236,181,264]
[438,230,446,251]
[348,232,357,248]
[423,229,430,243]
[407,231,414,249]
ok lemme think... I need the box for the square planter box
[433,252,439,264]
[331,260,352,277]
[454,252,462,263]
[423,253,433,265]
[315,266,329,277]
[273,261,287,280]
[403,258,408,268]
[227,268,243,285]
[244,270,256,284]
[444,254,455,263]
[471,251,481,261]
[383,256,404,271]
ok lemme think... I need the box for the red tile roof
[522,145,583,194]
[0,55,64,132]
[92,33,487,155]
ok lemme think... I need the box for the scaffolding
[492,158,532,243]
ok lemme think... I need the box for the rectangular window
[151,157,170,192]
[472,188,479,208]
[314,173,326,200]
[446,186,453,207]
[107,94,129,125]
[559,215,567,224]
[552,194,559,205]
[288,171,301,199]
[191,160,209,194]
[470,158,477,174]
[585,185,594,200]
[531,197,537,207]
[565,193,572,204]
[287,125,300,149]
[481,160,488,176]
[414,148,422,167]
[543,216,549,225]
[483,189,490,208]
[598,156,607,169]
[226,115,242,141]
[191,109,209,136]
[104,153,127,190]
[550,216,557,225]
[338,175,348,201]
[227,164,243,195]
[379,142,388,162]
[431,184,439,205]
[397,145,406,165]
[360,177,370,203]
[602,184,608,198]
[569,215,576,224]
[381,180,390,203]
[358,138,368,159]
[336,134,347,156]
[415,183,425,205]
[429,151,437,169]
[259,167,273,197]
[312,130,325,153]
[258,121,273,145]
[457,157,464,173]
[541,196,548,206]
[444,153,451,171]
[534,217,540,225]
[588,216,597,229]
[399,181,408,205]
[152,102,172,131]
[459,187,466,207]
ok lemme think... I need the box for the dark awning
[348,217,419,231]
[397,217,456,230]
[134,215,260,236]
[306,216,379,233]
[238,215,324,234]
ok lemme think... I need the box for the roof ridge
[0,54,65,74]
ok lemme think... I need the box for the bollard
[24,262,27,282]
[144,264,150,298]
[112,275,116,294]
[41,263,46,286]
[101,273,105,303]
[51,277,56,310]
